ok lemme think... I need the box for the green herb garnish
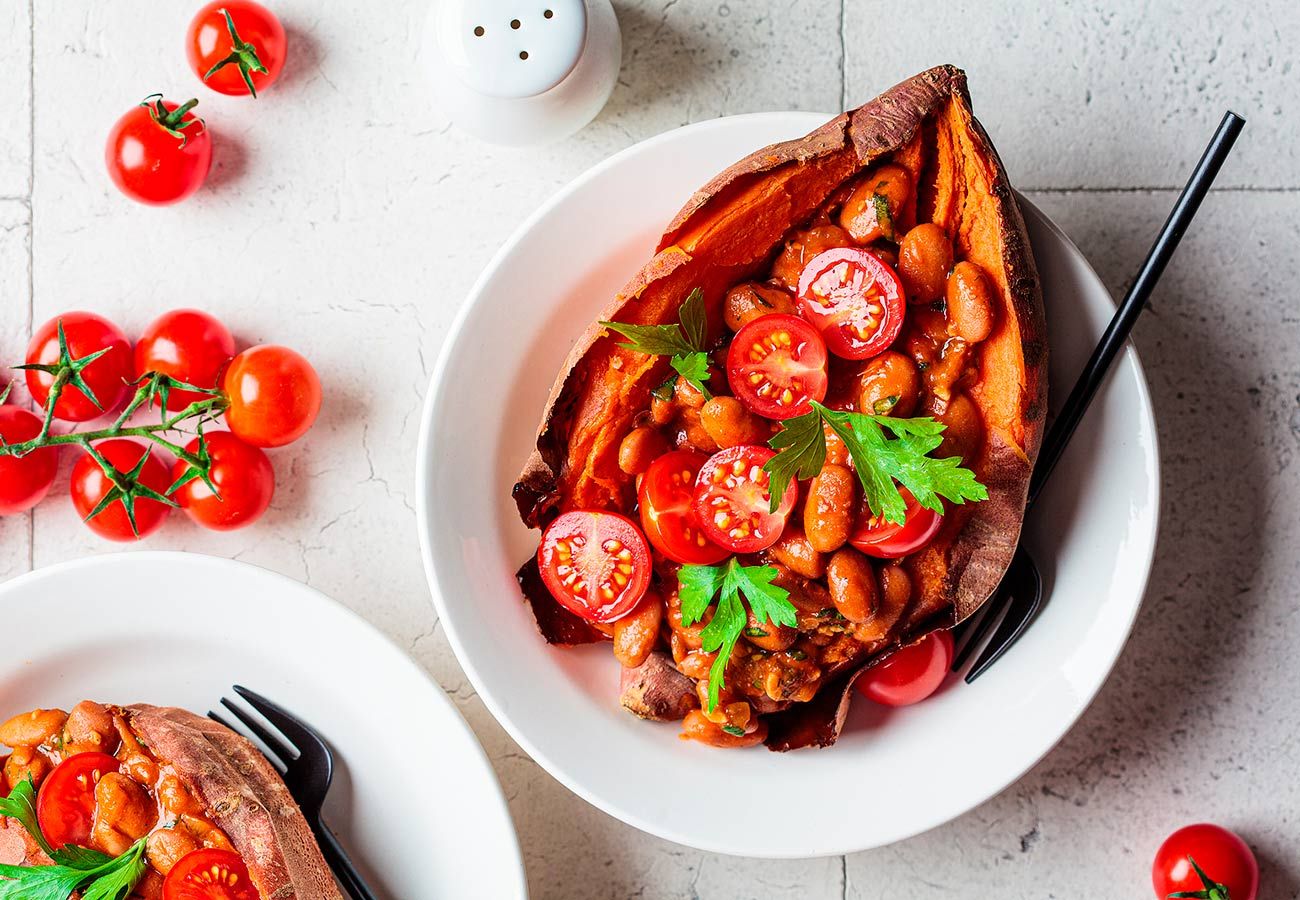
[764,401,987,524]
[678,558,798,712]
[600,288,712,399]
[0,776,146,899]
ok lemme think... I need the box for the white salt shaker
[423,0,621,146]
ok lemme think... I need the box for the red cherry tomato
[797,247,906,360]
[25,312,132,422]
[163,848,260,900]
[222,345,321,448]
[725,314,828,420]
[850,487,943,559]
[855,631,953,707]
[1152,824,1258,900]
[638,450,729,565]
[538,510,651,623]
[135,309,236,411]
[105,96,211,206]
[36,752,120,850]
[70,439,172,541]
[187,0,287,98]
[172,432,274,531]
[0,405,58,515]
[692,445,794,553]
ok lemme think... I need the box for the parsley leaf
[763,402,987,524]
[600,288,712,399]
[0,777,110,869]
[678,558,795,712]
[0,837,145,900]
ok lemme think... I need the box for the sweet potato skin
[126,706,343,900]
[516,65,1047,749]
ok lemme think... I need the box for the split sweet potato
[515,65,1047,749]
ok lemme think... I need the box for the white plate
[417,113,1159,857]
[0,553,526,897]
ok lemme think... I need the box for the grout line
[27,0,34,574]
[837,0,847,111]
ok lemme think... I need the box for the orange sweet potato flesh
[515,65,1048,749]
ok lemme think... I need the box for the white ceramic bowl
[416,113,1159,857]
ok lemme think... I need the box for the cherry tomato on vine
[24,312,133,422]
[222,345,321,448]
[163,847,260,900]
[638,450,728,565]
[725,314,828,420]
[187,0,287,98]
[0,405,58,515]
[1152,824,1258,900]
[850,486,943,559]
[692,445,794,554]
[172,431,274,531]
[105,96,211,205]
[797,247,906,360]
[538,510,651,623]
[855,631,953,707]
[70,439,172,541]
[36,752,120,850]
[135,309,237,411]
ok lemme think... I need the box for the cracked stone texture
[4,1,1298,897]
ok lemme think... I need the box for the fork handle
[315,817,381,900]
[1026,110,1245,510]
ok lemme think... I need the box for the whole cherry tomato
[105,96,211,205]
[187,0,287,98]
[135,309,236,411]
[25,312,133,422]
[163,848,259,900]
[538,510,651,623]
[172,431,274,531]
[69,439,172,541]
[1152,823,1258,900]
[855,630,953,707]
[36,752,121,849]
[725,314,828,420]
[638,450,728,565]
[0,405,58,515]
[222,345,321,448]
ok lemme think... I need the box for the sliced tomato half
[725,313,828,420]
[163,848,259,900]
[849,486,943,558]
[638,450,729,565]
[692,445,794,553]
[538,510,652,623]
[36,751,120,849]
[797,247,906,360]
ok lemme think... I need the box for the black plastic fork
[209,686,380,900]
[952,110,1245,682]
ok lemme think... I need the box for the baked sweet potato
[0,702,341,899]
[515,65,1047,749]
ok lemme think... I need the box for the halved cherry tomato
[135,309,236,411]
[638,450,728,565]
[539,511,651,623]
[850,487,943,558]
[172,431,275,531]
[725,314,828,420]
[70,440,172,541]
[797,247,906,360]
[36,752,120,849]
[1152,823,1258,900]
[0,405,58,515]
[692,445,794,553]
[25,312,133,422]
[163,847,259,900]
[186,0,287,98]
[855,631,953,707]
[222,345,322,448]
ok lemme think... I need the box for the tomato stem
[202,7,269,97]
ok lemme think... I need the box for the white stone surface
[2,1,1297,897]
